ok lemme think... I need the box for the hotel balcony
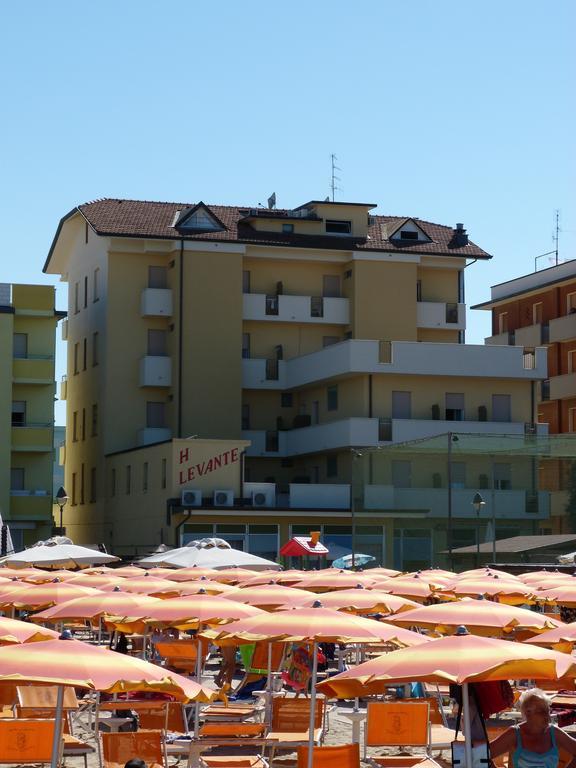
[9,490,52,520]
[243,481,350,510]
[417,302,465,331]
[364,486,550,520]
[12,356,54,384]
[137,427,172,446]
[141,288,173,317]
[243,416,548,457]
[549,314,576,343]
[243,293,349,325]
[485,331,515,345]
[61,318,68,340]
[242,339,547,390]
[549,372,576,401]
[139,356,172,387]
[11,425,53,452]
[514,323,548,347]
[59,375,67,400]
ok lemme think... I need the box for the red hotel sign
[178,447,240,485]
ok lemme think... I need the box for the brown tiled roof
[72,198,491,259]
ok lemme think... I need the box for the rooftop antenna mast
[330,154,341,202]
[553,209,560,265]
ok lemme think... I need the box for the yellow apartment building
[0,283,62,550]
[44,198,548,567]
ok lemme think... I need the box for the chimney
[309,530,321,547]
[452,222,469,247]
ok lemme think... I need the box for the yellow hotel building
[44,198,548,567]
[0,283,62,549]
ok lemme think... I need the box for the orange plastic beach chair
[297,743,360,768]
[265,696,324,757]
[200,758,269,768]
[155,639,209,674]
[0,718,57,764]
[366,700,447,764]
[101,729,165,768]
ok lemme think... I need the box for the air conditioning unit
[213,489,234,507]
[252,490,273,508]
[181,489,202,507]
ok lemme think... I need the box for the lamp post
[447,433,459,569]
[472,492,486,567]
[55,487,68,535]
[350,450,363,569]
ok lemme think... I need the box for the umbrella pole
[94,693,103,768]
[265,641,273,724]
[307,641,318,768]
[50,683,64,768]
[462,682,473,768]
[193,635,202,738]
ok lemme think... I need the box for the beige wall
[243,258,348,298]
[0,312,13,522]
[417,266,459,302]
[352,260,418,341]
[243,321,345,360]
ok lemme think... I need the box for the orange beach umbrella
[0,616,60,644]
[294,588,419,615]
[31,592,163,623]
[0,582,103,610]
[225,584,316,610]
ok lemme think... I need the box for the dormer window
[174,202,226,233]
[389,218,432,244]
[326,220,352,235]
[282,223,294,233]
[400,230,419,240]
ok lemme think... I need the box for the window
[282,223,294,233]
[90,467,96,503]
[327,455,338,477]
[161,458,167,490]
[74,282,79,314]
[492,394,511,422]
[73,342,79,374]
[126,465,131,494]
[72,411,78,442]
[80,463,85,505]
[148,266,167,289]
[494,463,511,490]
[280,392,293,408]
[265,431,279,452]
[400,230,419,240]
[325,220,351,235]
[82,337,87,371]
[392,460,411,488]
[11,401,26,426]
[111,468,116,497]
[71,472,77,505]
[83,275,88,308]
[445,392,464,421]
[570,408,576,433]
[568,351,576,373]
[392,391,411,419]
[81,408,86,441]
[326,385,338,412]
[310,296,324,317]
[451,462,466,489]
[416,280,422,301]
[91,403,98,436]
[312,400,319,424]
[179,209,222,231]
[241,404,250,430]
[146,402,165,428]
[567,293,576,314]
[322,336,340,347]
[322,275,341,297]
[10,468,24,491]
[93,267,100,302]
[242,333,250,359]
[92,332,99,366]
[143,462,149,493]
[533,302,543,324]
[147,329,167,356]
[13,333,28,358]
[498,312,508,334]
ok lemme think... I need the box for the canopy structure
[6,539,119,569]
[279,536,329,557]
[139,537,280,571]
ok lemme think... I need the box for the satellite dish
[267,192,276,210]
[324,196,330,202]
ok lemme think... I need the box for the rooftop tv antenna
[267,192,276,210]
[534,209,561,271]
[330,154,341,202]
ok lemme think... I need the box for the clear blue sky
[1,1,574,425]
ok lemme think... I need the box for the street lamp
[55,487,68,535]
[447,433,459,569]
[350,450,363,569]
[472,492,486,567]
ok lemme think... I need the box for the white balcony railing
[141,288,173,317]
[137,427,172,446]
[243,293,349,325]
[549,372,576,401]
[139,356,171,387]
[242,339,547,390]
[515,323,546,347]
[549,314,576,343]
[417,302,465,330]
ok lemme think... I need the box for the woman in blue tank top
[490,689,576,768]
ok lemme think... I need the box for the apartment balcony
[137,427,172,446]
[59,375,67,400]
[549,314,576,343]
[417,302,465,330]
[381,418,548,443]
[244,418,381,457]
[242,339,547,390]
[549,372,576,401]
[514,323,548,347]
[242,481,350,510]
[61,318,68,340]
[364,486,550,519]
[141,288,173,317]
[9,490,52,520]
[11,425,53,452]
[485,331,515,345]
[243,293,349,325]
[12,356,54,384]
[139,356,172,387]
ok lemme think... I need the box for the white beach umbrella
[139,537,280,571]
[6,543,119,569]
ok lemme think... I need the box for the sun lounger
[101,729,165,768]
[0,718,58,764]
[297,743,360,767]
